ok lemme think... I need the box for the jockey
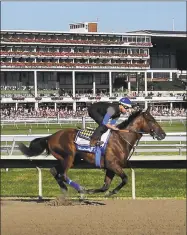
[88,97,132,146]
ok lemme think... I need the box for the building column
[54,102,57,111]
[145,101,148,109]
[34,70,38,110]
[73,102,76,111]
[15,103,18,111]
[34,70,37,97]
[35,102,38,110]
[72,71,75,97]
[93,73,96,96]
[128,81,131,94]
[169,72,172,81]
[109,71,112,97]
[151,72,153,81]
[137,72,140,95]
[170,102,173,110]
[144,71,148,97]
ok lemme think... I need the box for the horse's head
[118,107,166,140]
[139,106,166,140]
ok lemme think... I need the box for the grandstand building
[1,22,186,111]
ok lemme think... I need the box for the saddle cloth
[74,128,111,153]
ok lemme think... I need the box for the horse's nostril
[162,133,166,139]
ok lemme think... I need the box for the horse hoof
[79,193,85,200]
[105,191,113,197]
[85,189,94,194]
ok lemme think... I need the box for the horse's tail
[18,136,50,157]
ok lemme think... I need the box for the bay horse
[18,107,166,197]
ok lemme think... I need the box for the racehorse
[18,107,166,197]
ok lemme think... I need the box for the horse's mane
[117,110,142,130]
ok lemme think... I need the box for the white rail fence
[1,132,186,200]
[1,116,186,125]
[1,132,186,156]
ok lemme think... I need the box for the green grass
[1,121,186,199]
[1,123,77,135]
[1,168,186,198]
[1,121,186,135]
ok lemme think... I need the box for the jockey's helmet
[119,97,132,108]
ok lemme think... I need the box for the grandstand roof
[127,30,187,38]
[1,29,149,37]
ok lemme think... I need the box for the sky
[1,1,186,32]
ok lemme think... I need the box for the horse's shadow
[2,197,106,206]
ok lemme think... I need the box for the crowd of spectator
[150,107,186,117]
[2,36,152,47]
[1,51,148,58]
[0,106,88,120]
[1,61,149,69]
[1,106,186,120]
[1,86,186,99]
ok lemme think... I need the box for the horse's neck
[122,123,143,146]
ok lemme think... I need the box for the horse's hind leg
[49,146,85,196]
[86,169,115,194]
[61,156,85,196]
[50,164,68,194]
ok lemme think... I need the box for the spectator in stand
[0,105,186,120]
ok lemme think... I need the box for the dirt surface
[1,199,186,235]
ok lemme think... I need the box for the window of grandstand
[147,72,151,79]
[122,37,127,42]
[59,76,72,85]
[76,74,93,85]
[153,72,170,80]
[128,37,132,42]
[137,37,142,43]
[12,46,20,52]
[131,37,136,42]
[146,37,151,42]
[2,58,11,62]
[131,48,139,54]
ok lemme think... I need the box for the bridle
[117,111,159,160]
[142,112,159,139]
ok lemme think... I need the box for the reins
[117,129,143,161]
[119,129,149,135]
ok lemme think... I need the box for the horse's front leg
[105,162,128,197]
[86,169,115,194]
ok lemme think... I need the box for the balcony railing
[0,51,149,59]
[1,61,150,68]
[1,38,152,47]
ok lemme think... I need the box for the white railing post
[36,167,43,200]
[82,116,86,129]
[9,139,15,156]
[131,168,136,199]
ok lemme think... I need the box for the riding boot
[90,125,106,146]
[90,137,104,147]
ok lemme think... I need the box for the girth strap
[95,146,102,168]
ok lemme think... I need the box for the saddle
[78,128,94,141]
[74,127,111,168]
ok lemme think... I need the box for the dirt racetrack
[1,198,186,235]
